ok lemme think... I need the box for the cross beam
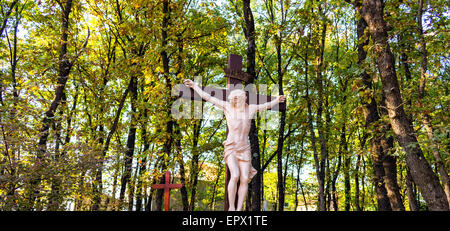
[176,84,286,111]
[175,54,286,111]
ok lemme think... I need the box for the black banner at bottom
[1,211,447,230]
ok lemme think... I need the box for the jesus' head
[228,89,247,108]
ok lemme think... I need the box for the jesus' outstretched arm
[183,79,227,110]
[252,95,286,113]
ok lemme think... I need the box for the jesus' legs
[236,160,250,211]
[226,155,240,211]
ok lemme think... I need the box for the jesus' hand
[278,95,286,103]
[183,79,196,88]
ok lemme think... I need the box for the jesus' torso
[223,103,256,144]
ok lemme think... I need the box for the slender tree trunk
[356,16,391,211]
[92,76,130,210]
[314,17,328,211]
[135,91,151,211]
[294,171,299,211]
[92,37,115,210]
[299,180,308,211]
[0,0,18,38]
[398,26,419,213]
[242,0,261,211]
[325,158,331,211]
[49,86,78,210]
[361,156,367,210]
[209,163,222,210]
[331,153,341,211]
[188,119,202,211]
[127,161,139,210]
[355,153,362,211]
[135,134,149,211]
[173,32,190,212]
[293,140,304,211]
[416,0,450,207]
[405,168,419,211]
[3,4,21,208]
[119,74,138,210]
[145,160,160,211]
[342,127,351,211]
[275,33,286,211]
[155,0,174,211]
[304,38,324,211]
[174,122,189,211]
[379,97,405,211]
[383,155,405,210]
[358,0,449,210]
[26,0,74,210]
[372,141,392,211]
[49,109,63,211]
[331,126,342,211]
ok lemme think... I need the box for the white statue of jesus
[184,79,286,211]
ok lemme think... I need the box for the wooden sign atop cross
[151,171,182,211]
[175,54,286,211]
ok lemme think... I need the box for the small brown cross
[151,171,183,211]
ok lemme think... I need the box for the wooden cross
[176,54,286,210]
[151,171,183,211]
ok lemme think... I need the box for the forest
[0,0,448,211]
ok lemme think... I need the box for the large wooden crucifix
[151,171,183,211]
[176,54,286,210]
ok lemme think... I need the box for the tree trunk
[0,0,18,38]
[188,119,202,211]
[135,90,151,211]
[275,33,286,211]
[92,76,131,210]
[242,0,261,212]
[358,0,449,210]
[304,38,324,211]
[155,0,174,211]
[92,37,116,210]
[3,4,21,209]
[135,118,150,211]
[119,75,138,210]
[405,168,419,211]
[356,16,391,211]
[209,163,222,210]
[383,155,405,210]
[355,153,362,211]
[26,0,74,210]
[379,97,405,211]
[49,86,78,210]
[174,122,189,211]
[331,152,341,211]
[128,161,139,210]
[314,17,328,211]
[145,160,160,211]
[342,127,351,211]
[416,0,450,207]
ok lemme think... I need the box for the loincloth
[222,140,258,183]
